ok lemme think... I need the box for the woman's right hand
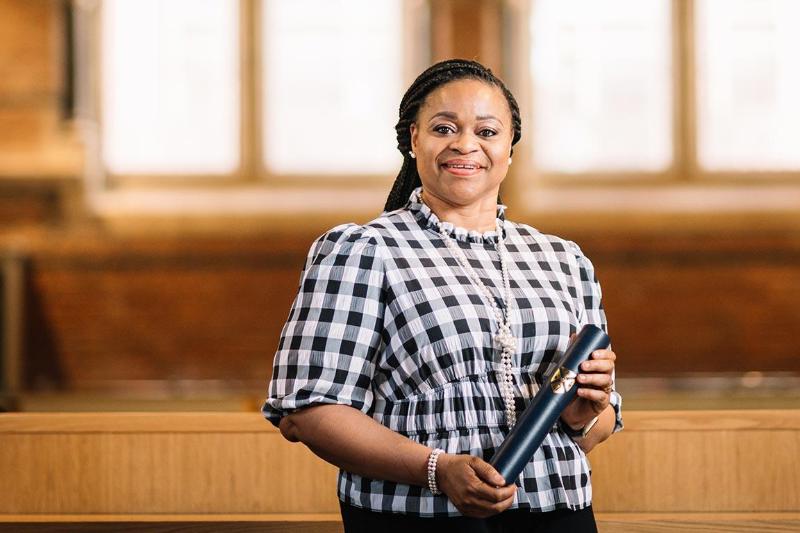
[435,453,517,518]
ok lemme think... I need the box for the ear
[410,123,418,154]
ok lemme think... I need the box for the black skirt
[339,501,598,533]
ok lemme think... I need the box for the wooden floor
[2,513,800,532]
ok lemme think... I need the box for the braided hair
[383,59,522,212]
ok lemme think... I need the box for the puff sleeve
[262,224,386,428]
[569,241,624,434]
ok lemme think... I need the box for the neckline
[406,187,507,244]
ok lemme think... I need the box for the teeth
[445,164,476,169]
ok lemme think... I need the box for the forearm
[577,404,616,453]
[279,403,432,486]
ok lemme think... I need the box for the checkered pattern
[263,187,623,517]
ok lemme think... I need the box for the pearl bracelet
[427,448,445,495]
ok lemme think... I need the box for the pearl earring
[508,157,512,165]
[409,151,416,159]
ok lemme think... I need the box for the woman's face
[410,78,514,209]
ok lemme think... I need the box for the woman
[263,59,622,532]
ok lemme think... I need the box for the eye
[433,124,455,135]
[478,128,497,137]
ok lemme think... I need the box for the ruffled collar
[406,187,507,244]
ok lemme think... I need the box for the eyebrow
[428,111,505,125]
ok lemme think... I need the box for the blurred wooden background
[0,0,799,409]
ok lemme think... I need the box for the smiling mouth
[443,163,478,169]
[441,161,483,170]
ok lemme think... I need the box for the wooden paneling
[0,186,61,225]
[22,235,310,390]
[575,231,800,375]
[0,0,58,96]
[0,0,83,242]
[0,410,798,531]
[430,0,503,73]
[0,0,62,150]
[0,519,344,533]
[0,412,339,514]
[590,411,800,513]
[596,513,800,532]
[11,228,800,394]
[0,516,344,533]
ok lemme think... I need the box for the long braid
[384,59,522,212]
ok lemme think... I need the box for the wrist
[560,414,599,439]
[560,410,590,431]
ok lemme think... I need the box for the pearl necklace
[425,202,518,427]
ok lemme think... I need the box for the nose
[448,130,479,154]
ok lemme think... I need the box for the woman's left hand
[559,345,616,431]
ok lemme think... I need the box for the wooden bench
[1,410,798,531]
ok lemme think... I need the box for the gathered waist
[370,373,549,436]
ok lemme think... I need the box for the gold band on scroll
[550,367,577,394]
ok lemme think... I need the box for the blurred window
[530,0,673,174]
[97,0,411,183]
[696,0,800,171]
[525,0,800,181]
[262,0,403,175]
[101,0,240,176]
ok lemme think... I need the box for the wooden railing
[1,410,798,532]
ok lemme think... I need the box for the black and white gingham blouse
[263,187,623,517]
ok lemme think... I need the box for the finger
[577,373,614,389]
[472,485,517,508]
[468,488,517,519]
[483,491,517,516]
[577,387,611,404]
[466,462,516,503]
[495,490,517,511]
[589,349,616,361]
[580,359,615,374]
[499,483,517,500]
[480,482,517,502]
[467,478,515,504]
[470,457,506,487]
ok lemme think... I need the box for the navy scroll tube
[489,324,611,484]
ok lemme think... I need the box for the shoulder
[348,208,424,248]
[507,220,586,259]
[306,223,383,266]
[307,207,424,263]
[314,208,414,243]
[365,207,417,232]
[507,220,600,283]
[313,222,381,247]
